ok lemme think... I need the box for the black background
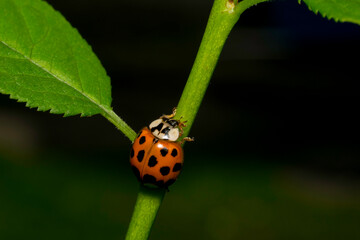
[1,0,360,239]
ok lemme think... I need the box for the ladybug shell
[130,127,184,188]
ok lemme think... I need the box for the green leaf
[301,0,360,25]
[0,0,112,116]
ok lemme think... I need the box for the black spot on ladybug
[143,174,156,184]
[137,150,145,162]
[166,119,179,127]
[161,127,170,135]
[160,147,168,157]
[171,149,178,157]
[148,156,158,167]
[130,148,134,158]
[153,138,159,144]
[151,123,163,133]
[173,163,182,172]
[160,166,170,176]
[139,136,146,145]
[156,180,165,188]
[165,179,176,187]
[131,166,141,181]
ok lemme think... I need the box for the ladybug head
[149,118,180,141]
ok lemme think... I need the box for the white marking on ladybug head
[167,128,180,141]
[149,119,162,133]
[149,118,180,141]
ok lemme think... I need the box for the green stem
[124,0,268,239]
[176,0,268,137]
[125,186,165,240]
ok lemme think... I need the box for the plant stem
[175,0,240,137]
[125,185,165,240]
[125,0,268,239]
[176,0,268,137]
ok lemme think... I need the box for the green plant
[1,0,359,239]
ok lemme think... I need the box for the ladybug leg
[161,107,177,119]
[177,120,188,136]
[179,137,194,145]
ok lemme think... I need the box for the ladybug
[130,108,193,188]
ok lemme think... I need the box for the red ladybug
[130,108,193,188]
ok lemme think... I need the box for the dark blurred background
[1,0,360,239]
